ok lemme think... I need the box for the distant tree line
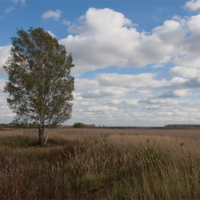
[165,124,200,128]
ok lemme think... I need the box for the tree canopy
[3,27,74,146]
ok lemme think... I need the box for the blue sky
[1,0,200,126]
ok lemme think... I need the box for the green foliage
[73,122,85,128]
[3,27,74,146]
[136,138,159,171]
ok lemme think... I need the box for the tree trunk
[38,125,44,147]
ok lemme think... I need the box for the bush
[73,122,85,128]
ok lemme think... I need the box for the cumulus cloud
[144,77,200,91]
[59,8,193,74]
[139,98,179,105]
[111,99,138,106]
[173,14,200,67]
[158,90,190,98]
[167,66,200,78]
[42,10,62,21]
[75,73,157,91]
[59,7,200,80]
[71,70,200,125]
[66,94,200,126]
[82,87,131,98]
[76,72,200,94]
[70,70,200,125]
[88,106,118,112]
[75,79,99,90]
[152,20,186,46]
[96,73,156,87]
[185,0,200,11]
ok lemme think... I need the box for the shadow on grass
[0,135,72,148]
[0,135,38,148]
[44,138,73,147]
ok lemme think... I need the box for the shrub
[73,122,85,128]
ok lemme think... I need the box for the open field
[1,128,200,199]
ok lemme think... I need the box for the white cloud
[173,15,200,68]
[3,6,200,126]
[167,66,200,78]
[0,79,15,124]
[82,87,131,98]
[62,20,71,26]
[66,95,200,126]
[75,79,99,90]
[2,69,200,126]
[152,63,165,68]
[111,99,138,106]
[42,10,62,21]
[139,98,179,105]
[152,20,186,46]
[0,79,6,92]
[59,8,200,78]
[185,0,200,11]
[59,8,188,74]
[5,7,14,13]
[97,73,156,87]
[76,72,200,93]
[88,106,118,112]
[75,73,156,91]
[158,89,190,98]
[70,71,200,125]
[47,30,56,38]
[0,45,11,77]
[143,76,200,91]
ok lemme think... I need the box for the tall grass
[1,128,200,199]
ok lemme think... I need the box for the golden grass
[1,128,200,199]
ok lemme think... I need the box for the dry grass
[1,128,200,199]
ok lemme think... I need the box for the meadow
[1,127,200,199]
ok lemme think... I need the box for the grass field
[1,127,200,199]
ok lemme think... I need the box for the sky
[1,0,200,126]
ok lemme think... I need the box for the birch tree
[3,27,74,147]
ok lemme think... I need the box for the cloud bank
[1,1,200,125]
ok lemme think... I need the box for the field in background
[1,128,200,199]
